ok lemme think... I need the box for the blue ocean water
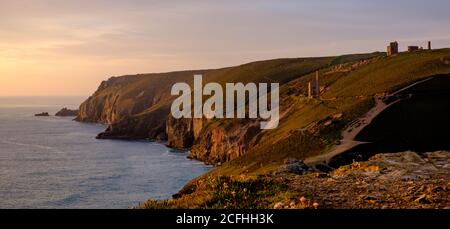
[0,97,211,209]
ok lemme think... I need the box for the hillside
[76,52,382,162]
[211,48,450,176]
[76,49,450,167]
[76,49,450,208]
[138,151,449,209]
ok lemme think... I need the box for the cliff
[76,70,209,125]
[165,116,204,149]
[76,49,450,167]
[189,119,261,164]
[55,108,79,117]
[76,55,351,162]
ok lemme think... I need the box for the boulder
[274,159,313,175]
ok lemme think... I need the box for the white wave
[0,140,66,154]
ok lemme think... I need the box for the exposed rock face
[75,70,208,141]
[189,120,261,165]
[165,116,201,149]
[166,117,194,148]
[288,151,450,209]
[74,69,284,164]
[75,75,151,124]
[165,116,261,165]
[274,159,313,175]
[55,108,79,117]
[96,105,169,140]
[74,53,393,165]
[75,70,208,125]
[138,150,449,209]
[35,112,50,117]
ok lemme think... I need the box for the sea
[0,96,211,209]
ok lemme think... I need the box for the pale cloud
[0,0,449,96]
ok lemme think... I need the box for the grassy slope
[133,54,380,116]
[325,49,450,97]
[138,48,450,209]
[213,48,450,176]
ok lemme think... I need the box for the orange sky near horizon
[1,0,450,96]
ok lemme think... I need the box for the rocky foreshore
[279,151,450,209]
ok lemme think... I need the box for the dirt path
[305,77,434,166]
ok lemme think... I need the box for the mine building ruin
[387,41,399,56]
[408,46,420,52]
[308,71,321,99]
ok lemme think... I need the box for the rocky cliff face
[165,116,196,148]
[75,52,401,165]
[76,70,209,124]
[76,74,272,164]
[76,76,138,124]
[189,120,261,165]
[75,70,209,140]
[96,105,170,140]
[55,108,79,117]
[165,116,262,164]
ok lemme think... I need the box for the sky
[0,0,449,96]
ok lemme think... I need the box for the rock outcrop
[165,116,204,149]
[189,120,261,165]
[75,70,208,125]
[35,112,50,117]
[288,151,450,209]
[96,105,170,140]
[138,150,450,209]
[274,159,313,175]
[75,70,209,141]
[55,108,79,117]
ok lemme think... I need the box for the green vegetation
[105,49,450,209]
[214,49,450,176]
[204,176,288,209]
[324,49,450,98]
[137,175,290,209]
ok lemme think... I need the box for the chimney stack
[308,82,312,98]
[428,41,432,50]
[315,71,320,98]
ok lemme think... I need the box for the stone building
[408,46,419,52]
[308,71,321,99]
[387,41,399,56]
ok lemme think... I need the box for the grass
[137,175,290,209]
[324,49,450,98]
[208,49,450,177]
[204,176,288,209]
[135,49,450,208]
[87,48,450,209]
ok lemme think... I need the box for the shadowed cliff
[329,75,450,168]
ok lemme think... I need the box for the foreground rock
[35,112,50,117]
[138,151,449,209]
[55,108,79,117]
[288,151,450,209]
[274,159,313,175]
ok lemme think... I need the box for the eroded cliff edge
[75,50,450,166]
[75,55,356,164]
